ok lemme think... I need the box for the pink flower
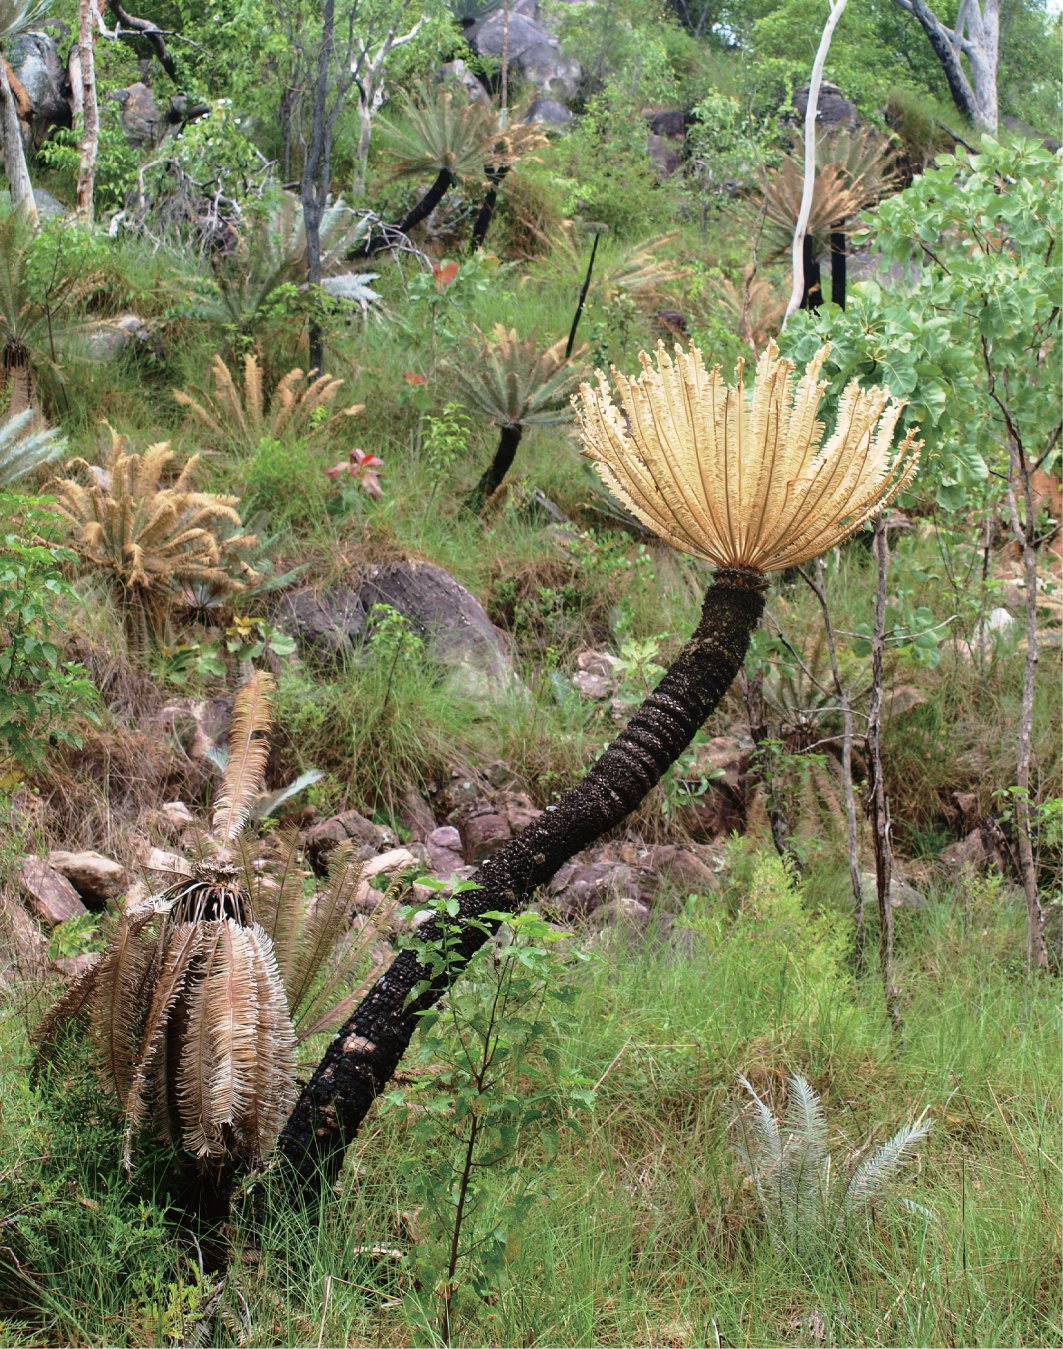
[432,260,459,291]
[326,447,384,499]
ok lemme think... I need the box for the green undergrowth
[2,849,1058,1348]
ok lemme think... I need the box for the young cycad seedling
[451,324,586,510]
[734,1071,932,1259]
[34,672,387,1174]
[173,352,364,454]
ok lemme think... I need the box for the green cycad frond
[0,409,65,487]
[451,325,584,428]
[50,426,258,652]
[380,85,500,182]
[174,353,364,454]
[575,340,921,574]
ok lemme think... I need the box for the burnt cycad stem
[276,567,767,1194]
[830,228,847,308]
[799,234,823,310]
[566,229,602,358]
[348,167,456,259]
[470,164,509,252]
[465,422,523,511]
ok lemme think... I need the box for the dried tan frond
[242,923,298,1161]
[284,843,365,1024]
[50,428,257,655]
[174,353,363,454]
[574,340,921,574]
[714,272,786,351]
[485,116,548,172]
[122,920,203,1171]
[757,127,901,261]
[212,671,274,844]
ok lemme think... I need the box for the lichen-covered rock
[6,31,71,148]
[466,13,581,103]
[303,809,398,874]
[275,586,367,663]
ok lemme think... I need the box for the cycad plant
[451,325,585,510]
[0,208,92,414]
[355,87,541,257]
[757,128,900,308]
[34,672,386,1174]
[596,233,690,314]
[0,408,65,487]
[201,195,368,341]
[276,339,921,1196]
[173,352,364,454]
[50,428,258,655]
[734,1072,932,1259]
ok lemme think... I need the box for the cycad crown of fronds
[759,127,900,258]
[173,353,364,453]
[734,1072,931,1256]
[380,85,504,181]
[597,232,690,312]
[50,427,258,650]
[34,673,388,1170]
[451,325,584,427]
[575,340,921,574]
[0,409,65,487]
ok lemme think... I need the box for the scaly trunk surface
[276,568,766,1195]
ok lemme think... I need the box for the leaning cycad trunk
[278,339,921,1195]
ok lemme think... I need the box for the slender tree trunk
[566,228,603,358]
[830,229,846,308]
[0,55,38,228]
[354,94,373,198]
[466,422,523,511]
[276,568,767,1195]
[784,0,848,322]
[867,516,901,1034]
[74,0,100,223]
[470,164,508,252]
[301,0,336,376]
[1006,438,1047,973]
[804,559,864,968]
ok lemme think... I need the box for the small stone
[426,826,465,874]
[19,858,87,927]
[303,809,397,873]
[590,897,651,933]
[160,801,195,830]
[48,850,129,906]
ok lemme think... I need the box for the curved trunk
[276,567,767,1194]
[466,422,523,512]
[470,165,509,252]
[350,168,456,259]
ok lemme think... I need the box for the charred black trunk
[799,234,823,311]
[830,229,847,308]
[276,568,767,1195]
[349,168,456,259]
[466,422,523,512]
[566,228,603,358]
[470,165,509,252]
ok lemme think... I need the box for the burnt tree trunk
[466,422,523,512]
[470,164,509,251]
[830,229,846,308]
[350,167,456,259]
[276,568,767,1195]
[799,234,822,311]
